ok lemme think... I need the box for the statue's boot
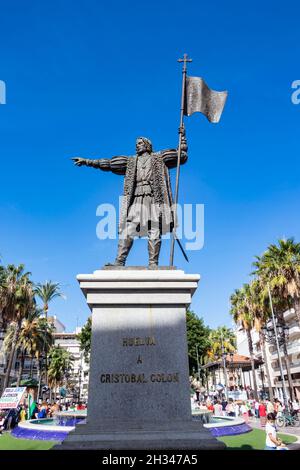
[106,237,134,266]
[148,237,161,268]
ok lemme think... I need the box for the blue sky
[0,0,299,331]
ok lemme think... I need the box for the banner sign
[0,387,26,409]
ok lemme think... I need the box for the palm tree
[253,239,300,400]
[35,281,65,318]
[0,265,34,389]
[207,326,236,394]
[245,280,274,401]
[34,281,65,382]
[208,326,236,358]
[230,284,259,400]
[48,346,74,401]
[253,238,300,327]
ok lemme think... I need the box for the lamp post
[196,346,201,384]
[261,283,289,409]
[220,333,229,400]
[229,351,234,390]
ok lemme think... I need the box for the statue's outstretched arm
[71,155,128,175]
[161,128,188,169]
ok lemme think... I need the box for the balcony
[269,338,300,359]
[289,324,300,340]
[272,364,300,377]
[283,308,297,322]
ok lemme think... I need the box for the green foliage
[77,316,92,363]
[34,281,65,314]
[186,310,211,373]
[218,428,297,450]
[48,345,74,387]
[207,325,236,359]
[0,433,56,450]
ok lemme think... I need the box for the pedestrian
[265,413,285,450]
[213,400,223,416]
[259,400,267,427]
[255,399,260,419]
[266,399,274,414]
[226,400,235,417]
[234,401,240,417]
[291,399,299,417]
[240,401,249,423]
[19,406,27,422]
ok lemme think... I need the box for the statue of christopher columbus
[72,129,187,267]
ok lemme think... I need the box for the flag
[28,392,37,419]
[184,76,228,123]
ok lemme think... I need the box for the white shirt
[265,422,277,448]
[240,405,248,414]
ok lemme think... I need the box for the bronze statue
[72,129,188,267]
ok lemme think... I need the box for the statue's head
[136,137,153,155]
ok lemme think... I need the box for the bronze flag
[184,76,228,123]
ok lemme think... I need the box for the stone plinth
[56,269,224,449]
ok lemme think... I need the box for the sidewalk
[249,417,300,437]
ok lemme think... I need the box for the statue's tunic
[86,149,187,236]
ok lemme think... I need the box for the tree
[230,284,259,400]
[34,281,65,381]
[0,265,34,389]
[48,346,74,400]
[253,238,300,327]
[207,326,236,358]
[77,316,92,363]
[252,238,300,400]
[186,310,211,375]
[34,281,65,317]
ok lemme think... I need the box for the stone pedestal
[57,268,224,449]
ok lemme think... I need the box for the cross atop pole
[178,53,193,71]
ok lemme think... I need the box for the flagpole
[169,53,192,266]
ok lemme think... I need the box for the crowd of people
[191,393,300,427]
[0,400,87,433]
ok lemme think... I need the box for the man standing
[72,130,187,267]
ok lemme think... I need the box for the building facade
[0,316,89,400]
[236,308,300,401]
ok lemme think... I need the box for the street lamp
[229,351,234,390]
[261,283,289,409]
[220,333,229,400]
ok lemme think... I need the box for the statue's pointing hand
[71,157,87,167]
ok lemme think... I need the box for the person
[255,400,260,419]
[277,401,283,418]
[0,411,6,434]
[50,402,60,416]
[213,400,223,416]
[37,403,47,419]
[199,402,208,411]
[226,400,235,417]
[19,406,27,422]
[266,399,274,414]
[259,400,267,427]
[291,399,299,417]
[72,131,188,267]
[274,398,279,416]
[265,413,285,450]
[240,401,249,423]
[221,398,228,416]
[234,401,240,417]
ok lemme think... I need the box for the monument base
[55,269,224,450]
[55,420,225,450]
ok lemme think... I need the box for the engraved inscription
[100,372,179,384]
[122,337,156,347]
